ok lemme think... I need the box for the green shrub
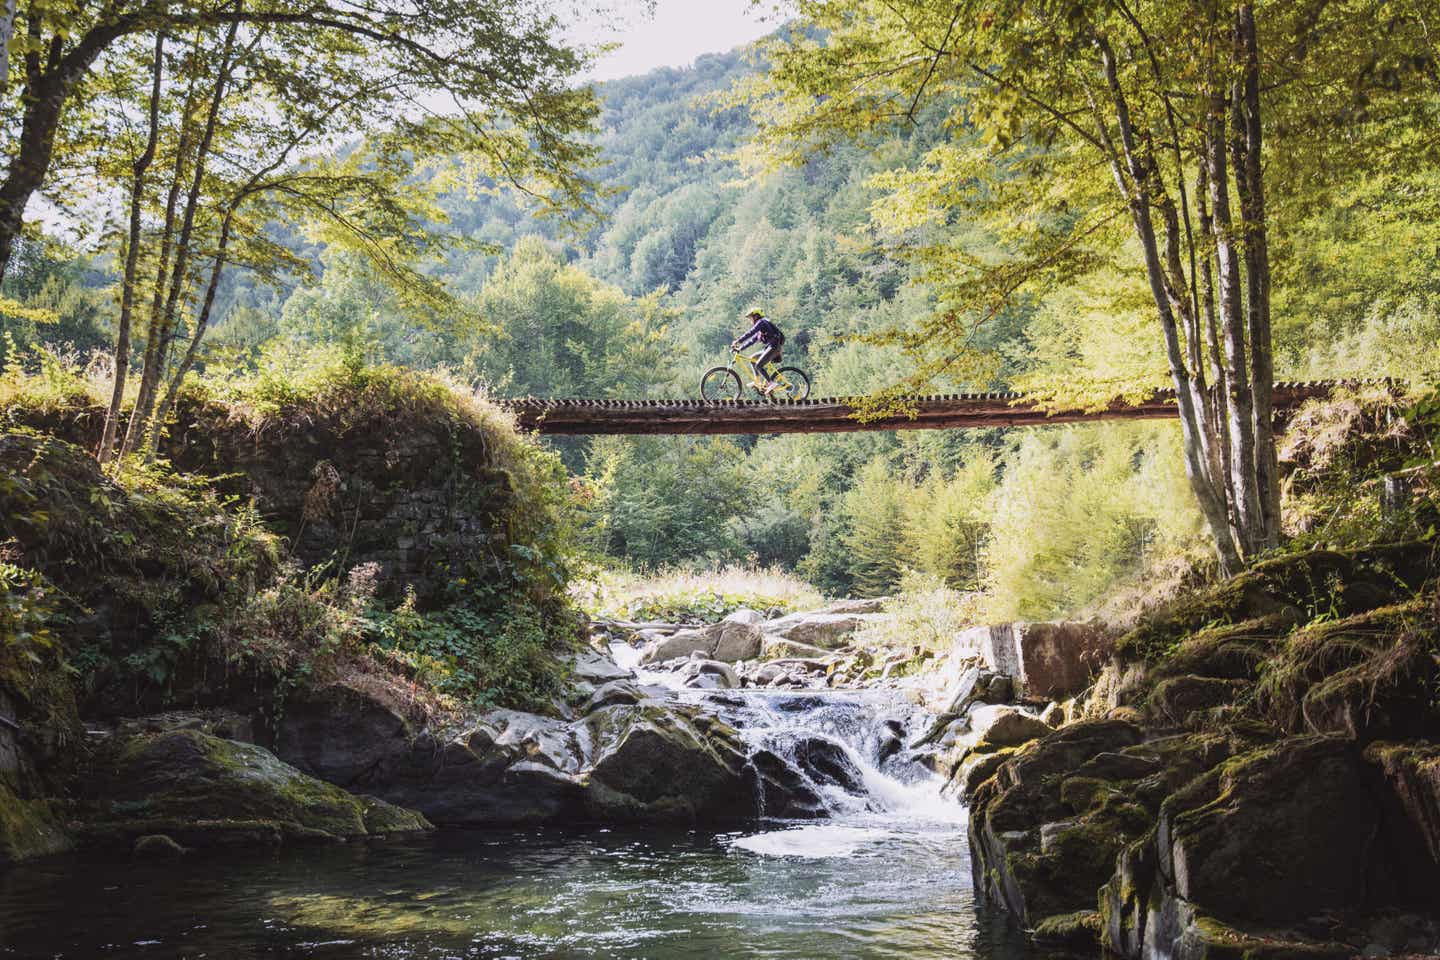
[575,563,823,624]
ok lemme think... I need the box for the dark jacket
[737,316,784,349]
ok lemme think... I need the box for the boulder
[711,621,763,661]
[761,635,831,660]
[640,621,763,663]
[84,730,431,850]
[681,660,740,690]
[275,679,418,786]
[971,707,1052,749]
[962,621,1113,699]
[791,737,868,796]
[724,608,765,626]
[1158,736,1387,924]
[585,705,758,821]
[950,747,1016,799]
[640,628,715,664]
[581,679,651,713]
[760,611,885,649]
[566,648,633,685]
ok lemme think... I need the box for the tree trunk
[1235,3,1280,548]
[134,19,239,458]
[151,207,235,439]
[1098,39,1242,575]
[1206,91,1264,559]
[120,100,191,459]
[99,33,165,465]
[0,0,16,91]
[0,65,64,286]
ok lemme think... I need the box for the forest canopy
[4,3,1440,616]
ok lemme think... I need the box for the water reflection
[0,824,1050,959]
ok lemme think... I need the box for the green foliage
[841,458,912,597]
[984,424,1205,622]
[367,586,575,713]
[0,563,63,696]
[582,435,754,569]
[574,564,823,625]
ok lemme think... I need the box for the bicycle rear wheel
[771,367,811,401]
[700,367,742,401]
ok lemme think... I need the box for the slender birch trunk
[1099,39,1242,574]
[1235,3,1280,547]
[99,34,165,465]
[1206,89,1264,559]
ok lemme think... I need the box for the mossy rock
[1117,542,1436,665]
[953,746,1016,798]
[84,730,431,848]
[1032,910,1101,949]
[1160,736,1390,924]
[1147,675,1252,729]
[1258,598,1437,739]
[1364,740,1440,882]
[0,781,72,865]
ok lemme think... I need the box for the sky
[573,0,779,81]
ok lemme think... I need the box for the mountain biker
[731,308,785,396]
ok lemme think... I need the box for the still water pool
[0,816,1046,959]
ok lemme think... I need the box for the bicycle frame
[729,349,792,392]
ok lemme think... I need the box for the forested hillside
[6,41,1438,612]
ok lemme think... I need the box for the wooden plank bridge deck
[506,380,1379,436]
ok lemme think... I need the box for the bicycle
[700,347,811,402]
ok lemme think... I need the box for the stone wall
[166,395,521,605]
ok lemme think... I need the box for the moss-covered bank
[965,390,1440,958]
[0,361,583,863]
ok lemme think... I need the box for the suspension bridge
[506,380,1374,436]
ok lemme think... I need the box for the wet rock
[581,680,650,713]
[85,730,432,850]
[749,750,827,818]
[1040,701,1066,727]
[791,738,866,796]
[681,660,740,690]
[585,705,758,821]
[132,834,187,859]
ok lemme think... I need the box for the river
[0,666,1057,960]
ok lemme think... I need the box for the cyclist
[731,308,786,396]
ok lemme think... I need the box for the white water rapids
[610,641,965,859]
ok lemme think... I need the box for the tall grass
[573,562,824,624]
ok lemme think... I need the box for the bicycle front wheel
[771,367,811,401]
[700,366,742,401]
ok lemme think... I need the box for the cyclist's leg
[756,344,781,383]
